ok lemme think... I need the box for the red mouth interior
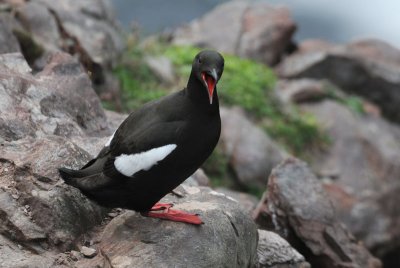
[202,72,216,102]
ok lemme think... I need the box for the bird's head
[192,50,224,104]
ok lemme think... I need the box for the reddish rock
[254,158,382,268]
[172,1,296,65]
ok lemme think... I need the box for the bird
[59,50,224,225]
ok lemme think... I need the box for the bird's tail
[58,167,86,186]
[58,167,111,191]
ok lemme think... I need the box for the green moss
[324,82,365,115]
[113,47,168,111]
[13,29,44,65]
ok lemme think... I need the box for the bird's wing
[103,120,185,179]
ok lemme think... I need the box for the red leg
[150,203,174,211]
[142,204,203,225]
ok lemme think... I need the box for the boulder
[215,187,259,215]
[220,107,287,189]
[274,79,329,104]
[253,158,382,268]
[0,13,21,54]
[278,39,400,123]
[1,0,124,101]
[172,1,296,65]
[0,52,110,142]
[300,99,400,260]
[0,136,106,251]
[76,186,258,268]
[257,230,310,268]
[0,51,111,265]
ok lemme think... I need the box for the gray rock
[80,246,96,258]
[257,230,310,268]
[172,1,296,65]
[1,0,124,99]
[0,14,21,54]
[0,135,106,250]
[35,0,124,68]
[278,39,400,123]
[275,79,329,104]
[215,187,259,215]
[76,187,258,268]
[220,107,287,189]
[254,158,382,268]
[301,99,400,257]
[189,168,210,187]
[0,235,56,268]
[16,1,61,52]
[144,55,175,84]
[0,52,110,142]
[104,110,127,132]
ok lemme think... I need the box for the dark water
[111,0,400,47]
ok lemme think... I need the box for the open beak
[201,69,218,104]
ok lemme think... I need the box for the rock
[0,14,21,54]
[69,250,82,261]
[80,246,96,258]
[220,107,287,189]
[215,187,259,215]
[0,50,114,265]
[76,186,258,268]
[300,99,400,260]
[257,230,310,268]
[275,79,329,104]
[0,52,110,142]
[278,39,400,123]
[0,235,56,268]
[253,158,382,268]
[15,1,61,52]
[172,1,296,65]
[190,168,210,187]
[104,110,127,131]
[0,135,106,250]
[1,0,124,101]
[144,55,175,84]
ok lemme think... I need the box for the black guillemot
[59,50,224,225]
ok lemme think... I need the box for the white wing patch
[105,131,116,147]
[114,144,177,177]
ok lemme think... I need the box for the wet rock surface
[254,158,382,268]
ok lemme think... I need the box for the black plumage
[59,50,224,220]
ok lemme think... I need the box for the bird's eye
[198,57,202,64]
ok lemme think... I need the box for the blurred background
[113,0,400,46]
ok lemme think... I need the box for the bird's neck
[185,71,219,114]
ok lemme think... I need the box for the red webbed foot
[141,202,203,225]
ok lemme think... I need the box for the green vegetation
[324,82,365,115]
[111,41,327,195]
[113,47,168,111]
